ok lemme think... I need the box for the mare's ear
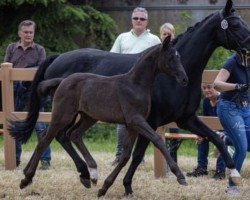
[223,0,234,17]
[162,36,171,52]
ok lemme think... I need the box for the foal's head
[158,36,188,86]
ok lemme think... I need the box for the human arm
[3,44,13,62]
[213,69,236,92]
[110,35,122,53]
[37,46,46,65]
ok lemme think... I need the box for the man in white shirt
[110,7,161,165]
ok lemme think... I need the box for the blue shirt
[220,54,249,102]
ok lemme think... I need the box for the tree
[0,0,116,59]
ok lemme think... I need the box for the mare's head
[216,0,250,52]
[158,36,188,86]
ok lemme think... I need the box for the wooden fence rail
[0,62,222,178]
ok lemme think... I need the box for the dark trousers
[14,82,51,163]
[197,139,226,171]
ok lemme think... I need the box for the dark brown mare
[17,37,189,192]
[8,0,250,196]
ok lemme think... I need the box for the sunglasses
[132,17,147,21]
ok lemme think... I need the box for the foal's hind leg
[68,112,98,185]
[98,128,137,197]
[20,124,62,189]
[56,133,92,188]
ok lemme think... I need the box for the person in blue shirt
[214,51,250,194]
[186,83,226,179]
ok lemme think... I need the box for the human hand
[235,83,249,92]
[195,136,204,144]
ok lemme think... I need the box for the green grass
[1,123,249,159]
[0,124,197,156]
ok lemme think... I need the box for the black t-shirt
[203,97,217,116]
[220,54,249,102]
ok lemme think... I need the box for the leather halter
[219,11,243,52]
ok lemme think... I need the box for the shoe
[186,167,208,177]
[225,186,240,195]
[140,159,145,165]
[39,160,50,170]
[111,157,120,166]
[16,160,21,167]
[212,170,226,180]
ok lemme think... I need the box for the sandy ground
[0,151,250,200]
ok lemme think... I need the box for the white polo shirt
[110,29,161,54]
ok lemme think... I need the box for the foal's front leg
[98,129,137,197]
[128,116,187,185]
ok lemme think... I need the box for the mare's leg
[56,133,92,188]
[177,115,241,185]
[123,134,150,195]
[68,112,98,185]
[98,128,137,197]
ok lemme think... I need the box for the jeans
[217,99,250,172]
[14,82,51,163]
[197,138,226,171]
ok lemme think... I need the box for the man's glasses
[132,17,147,21]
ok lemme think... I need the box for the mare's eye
[229,21,240,29]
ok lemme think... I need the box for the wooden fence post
[1,62,16,170]
[154,125,168,178]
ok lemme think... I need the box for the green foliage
[0,1,116,60]
[206,47,233,70]
[174,11,192,35]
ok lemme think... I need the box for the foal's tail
[37,78,64,98]
[8,55,59,144]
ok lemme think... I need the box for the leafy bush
[0,0,116,60]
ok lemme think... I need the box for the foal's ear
[223,0,234,17]
[162,36,171,52]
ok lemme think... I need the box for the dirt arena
[0,152,249,200]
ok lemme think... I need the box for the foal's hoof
[89,168,98,186]
[124,185,133,196]
[229,176,242,186]
[97,188,106,197]
[124,186,133,196]
[20,178,32,189]
[80,177,91,189]
[177,178,188,186]
[91,178,97,186]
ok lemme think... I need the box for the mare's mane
[173,12,216,45]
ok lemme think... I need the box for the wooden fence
[0,62,222,178]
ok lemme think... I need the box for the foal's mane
[173,12,217,45]
[132,45,161,65]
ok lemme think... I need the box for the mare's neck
[127,46,159,87]
[177,13,220,84]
